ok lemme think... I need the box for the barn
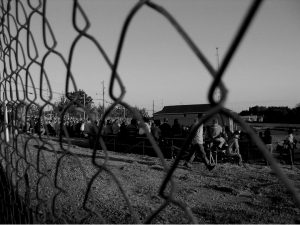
[153,104,238,131]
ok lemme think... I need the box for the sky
[3,0,300,115]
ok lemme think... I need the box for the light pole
[83,92,86,120]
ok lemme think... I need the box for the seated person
[209,119,226,149]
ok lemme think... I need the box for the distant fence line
[0,0,300,223]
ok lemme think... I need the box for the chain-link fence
[0,0,300,223]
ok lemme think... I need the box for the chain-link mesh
[0,0,300,223]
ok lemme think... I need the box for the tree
[264,107,290,123]
[239,105,300,124]
[95,104,105,117]
[249,106,267,116]
[137,107,149,118]
[108,105,126,118]
[239,110,250,116]
[125,106,149,118]
[290,105,300,124]
[67,89,93,110]
[54,90,94,117]
[54,95,69,113]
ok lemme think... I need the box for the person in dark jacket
[263,128,273,153]
[160,118,172,138]
[172,118,182,137]
[126,118,138,143]
[263,128,273,165]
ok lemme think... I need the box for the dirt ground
[88,154,300,224]
[16,136,300,224]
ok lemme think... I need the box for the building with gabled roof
[153,104,238,131]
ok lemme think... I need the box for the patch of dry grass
[2,136,300,223]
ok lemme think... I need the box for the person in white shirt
[138,117,151,136]
[285,128,297,164]
[183,114,215,171]
[226,130,243,165]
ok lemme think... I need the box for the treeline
[54,90,149,118]
[239,105,300,124]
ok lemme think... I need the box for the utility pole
[216,47,221,102]
[83,93,86,120]
[152,100,154,117]
[216,47,220,69]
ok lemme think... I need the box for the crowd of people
[21,114,297,168]
[24,116,83,138]
[101,117,190,140]
[22,115,191,140]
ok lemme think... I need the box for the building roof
[154,104,212,115]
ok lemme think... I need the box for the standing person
[75,119,81,137]
[286,128,297,149]
[223,126,233,143]
[103,119,113,135]
[160,118,172,138]
[119,119,128,140]
[226,130,243,165]
[82,118,91,138]
[126,118,138,142]
[151,119,161,142]
[112,119,120,135]
[285,128,297,164]
[263,128,273,165]
[263,128,273,153]
[80,119,85,137]
[183,114,215,171]
[87,115,99,149]
[172,118,182,137]
[138,117,151,136]
[159,118,172,148]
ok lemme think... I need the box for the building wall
[241,115,264,123]
[154,113,234,130]
[154,114,193,126]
